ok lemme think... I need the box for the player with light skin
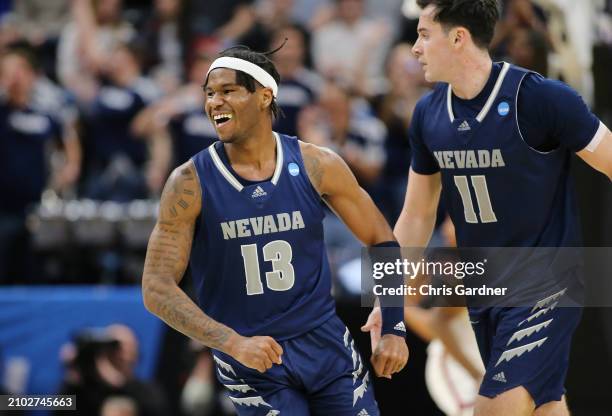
[142,46,408,414]
[363,1,612,415]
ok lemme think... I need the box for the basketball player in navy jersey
[141,45,408,415]
[363,0,612,415]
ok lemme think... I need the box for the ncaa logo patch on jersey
[497,101,510,116]
[288,162,300,176]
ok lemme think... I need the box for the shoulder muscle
[299,140,357,197]
[159,161,202,223]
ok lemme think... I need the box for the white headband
[207,57,278,98]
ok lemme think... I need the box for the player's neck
[224,130,277,174]
[449,51,493,100]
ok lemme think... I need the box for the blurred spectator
[396,0,421,44]
[506,27,549,75]
[301,80,386,190]
[180,343,218,416]
[593,0,612,124]
[236,0,293,51]
[56,325,169,416]
[57,0,135,103]
[270,24,321,136]
[132,49,217,194]
[136,0,191,94]
[371,42,429,221]
[55,329,122,415]
[105,324,170,416]
[257,0,298,32]
[10,0,70,80]
[101,396,139,416]
[0,46,80,284]
[188,0,256,47]
[535,0,592,100]
[80,42,161,201]
[311,0,392,95]
[284,0,331,30]
[491,0,551,58]
[0,11,21,53]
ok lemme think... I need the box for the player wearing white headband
[143,45,408,415]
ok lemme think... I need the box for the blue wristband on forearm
[372,241,407,337]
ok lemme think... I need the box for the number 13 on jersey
[241,240,295,295]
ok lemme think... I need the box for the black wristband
[372,241,406,336]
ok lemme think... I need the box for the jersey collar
[446,62,511,123]
[208,132,283,192]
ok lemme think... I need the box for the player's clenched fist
[228,335,284,373]
[371,334,409,379]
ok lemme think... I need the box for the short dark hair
[417,0,500,49]
[2,41,39,72]
[208,45,282,120]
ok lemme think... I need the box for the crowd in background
[0,0,611,415]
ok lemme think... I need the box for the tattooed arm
[142,161,283,371]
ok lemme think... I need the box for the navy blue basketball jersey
[411,62,583,248]
[190,133,335,340]
[407,63,599,301]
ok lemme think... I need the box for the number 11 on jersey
[453,175,498,223]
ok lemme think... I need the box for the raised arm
[142,161,282,372]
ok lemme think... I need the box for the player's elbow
[141,275,165,315]
[141,279,156,314]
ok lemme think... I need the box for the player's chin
[217,133,234,143]
[216,129,237,143]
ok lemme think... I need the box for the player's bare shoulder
[158,160,202,222]
[299,140,349,196]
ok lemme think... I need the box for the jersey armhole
[515,73,560,155]
[296,139,328,203]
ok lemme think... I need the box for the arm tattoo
[143,163,235,351]
[303,151,325,193]
[141,278,232,350]
[160,165,197,218]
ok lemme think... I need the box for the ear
[259,88,273,111]
[450,27,468,49]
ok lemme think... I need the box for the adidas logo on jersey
[357,409,370,416]
[458,120,471,131]
[492,371,507,383]
[394,321,406,332]
[251,186,267,198]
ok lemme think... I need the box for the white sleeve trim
[585,121,607,152]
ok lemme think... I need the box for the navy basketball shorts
[469,288,582,407]
[212,315,379,416]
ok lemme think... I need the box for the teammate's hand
[227,335,283,373]
[370,334,409,379]
[361,306,382,353]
